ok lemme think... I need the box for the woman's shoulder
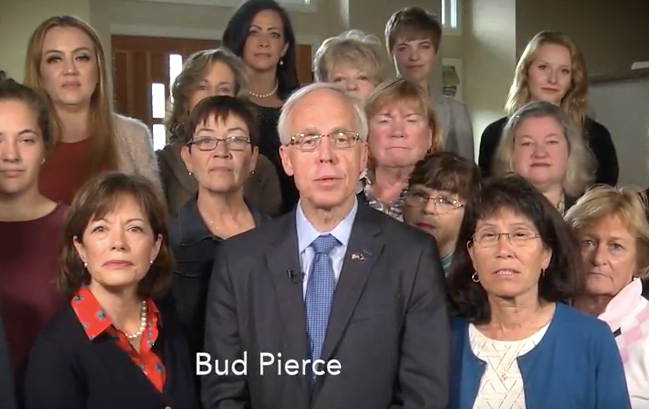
[30,304,80,350]
[552,302,615,340]
[480,116,508,138]
[112,114,150,138]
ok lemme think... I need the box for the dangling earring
[540,268,546,279]
[471,272,480,283]
[279,58,284,66]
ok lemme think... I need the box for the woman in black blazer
[478,31,618,186]
[23,172,199,409]
[168,95,271,354]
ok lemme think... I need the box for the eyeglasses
[405,192,464,212]
[472,231,541,247]
[187,136,251,152]
[288,130,360,152]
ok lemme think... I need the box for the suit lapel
[265,213,309,365]
[320,205,385,362]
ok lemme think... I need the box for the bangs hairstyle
[58,171,173,300]
[566,185,649,279]
[183,95,259,148]
[505,31,588,129]
[409,152,481,200]
[366,78,444,152]
[222,0,300,100]
[313,30,385,84]
[493,101,595,197]
[447,173,584,323]
[0,75,52,152]
[385,6,442,52]
[24,15,119,176]
[166,47,248,142]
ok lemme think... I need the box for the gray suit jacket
[201,203,450,409]
[432,91,475,162]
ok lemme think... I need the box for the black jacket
[23,303,199,409]
[168,198,270,353]
[0,306,15,409]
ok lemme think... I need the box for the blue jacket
[450,302,631,409]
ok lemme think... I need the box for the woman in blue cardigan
[446,173,631,409]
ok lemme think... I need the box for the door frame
[110,23,322,60]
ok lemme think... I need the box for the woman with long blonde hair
[478,30,617,185]
[24,15,159,205]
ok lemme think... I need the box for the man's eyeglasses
[405,192,464,212]
[288,131,360,152]
[187,136,251,152]
[471,231,541,247]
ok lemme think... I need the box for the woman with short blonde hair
[156,47,282,216]
[313,30,385,101]
[359,78,443,221]
[479,30,618,185]
[493,101,594,214]
[568,185,649,406]
[24,15,159,205]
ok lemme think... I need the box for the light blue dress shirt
[295,198,358,298]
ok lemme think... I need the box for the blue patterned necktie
[305,234,339,381]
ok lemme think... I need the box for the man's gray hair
[277,82,369,145]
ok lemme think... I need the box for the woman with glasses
[447,173,630,409]
[403,152,481,275]
[168,95,269,354]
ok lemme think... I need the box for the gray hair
[493,101,595,197]
[277,82,368,145]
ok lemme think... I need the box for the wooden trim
[589,68,649,85]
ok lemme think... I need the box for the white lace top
[469,323,549,409]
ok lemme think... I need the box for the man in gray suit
[386,6,475,162]
[200,82,450,409]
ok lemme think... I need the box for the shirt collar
[71,287,161,341]
[296,198,358,253]
[598,278,643,331]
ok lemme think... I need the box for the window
[441,0,461,33]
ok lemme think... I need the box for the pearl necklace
[249,81,278,98]
[123,300,147,340]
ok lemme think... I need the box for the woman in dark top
[24,172,199,409]
[0,76,66,397]
[479,31,618,185]
[223,0,301,214]
[170,96,270,354]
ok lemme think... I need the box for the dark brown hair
[0,74,52,152]
[447,173,584,323]
[58,171,173,300]
[385,6,442,53]
[409,152,481,200]
[183,95,259,148]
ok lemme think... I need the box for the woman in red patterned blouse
[23,171,199,409]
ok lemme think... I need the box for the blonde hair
[313,30,385,85]
[24,15,118,176]
[165,47,248,142]
[505,31,589,130]
[493,101,594,197]
[365,78,444,153]
[566,185,649,279]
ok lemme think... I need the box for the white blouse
[469,323,549,409]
